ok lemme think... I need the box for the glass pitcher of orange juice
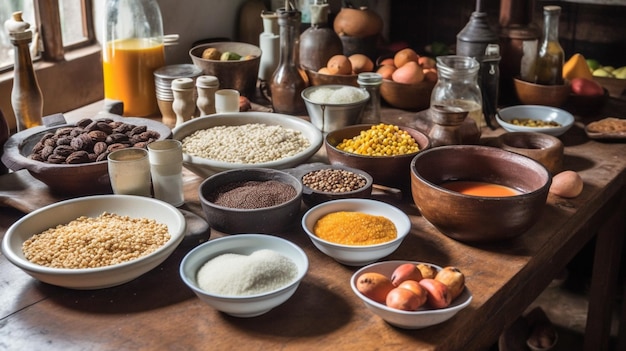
[103,0,165,117]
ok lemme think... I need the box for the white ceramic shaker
[196,75,219,116]
[258,11,280,82]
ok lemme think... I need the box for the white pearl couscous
[181,123,310,164]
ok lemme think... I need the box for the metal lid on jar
[357,72,383,86]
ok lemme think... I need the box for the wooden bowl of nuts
[287,163,373,207]
[1,114,171,195]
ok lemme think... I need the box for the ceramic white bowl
[179,234,308,317]
[496,105,574,137]
[1,195,186,289]
[350,260,473,329]
[301,198,411,266]
[172,112,323,178]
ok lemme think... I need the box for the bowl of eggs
[172,112,323,178]
[496,105,574,137]
[179,234,309,317]
[410,145,551,242]
[325,123,430,190]
[301,198,411,266]
[351,260,472,329]
[1,195,186,289]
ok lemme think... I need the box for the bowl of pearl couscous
[172,112,324,178]
[1,195,186,289]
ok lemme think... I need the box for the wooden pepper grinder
[5,11,43,132]
[171,78,196,128]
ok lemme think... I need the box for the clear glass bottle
[103,0,165,117]
[270,7,309,115]
[5,11,43,132]
[430,55,483,128]
[533,6,564,85]
[357,72,381,124]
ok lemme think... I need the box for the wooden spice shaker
[171,78,196,128]
[196,75,219,116]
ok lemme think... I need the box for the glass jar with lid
[430,55,484,128]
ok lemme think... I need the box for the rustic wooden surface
[1,99,625,350]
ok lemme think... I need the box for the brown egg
[549,170,583,198]
[379,57,394,66]
[376,64,396,80]
[393,48,419,68]
[349,54,374,74]
[392,61,424,84]
[423,68,438,82]
[318,67,332,75]
[326,54,352,75]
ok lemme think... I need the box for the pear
[592,68,615,78]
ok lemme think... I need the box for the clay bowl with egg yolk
[410,145,551,243]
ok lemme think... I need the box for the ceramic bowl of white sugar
[179,234,308,317]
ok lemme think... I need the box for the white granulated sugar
[196,249,298,296]
[308,86,366,104]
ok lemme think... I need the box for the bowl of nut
[287,163,373,207]
[1,114,171,195]
[1,194,186,289]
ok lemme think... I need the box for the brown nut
[95,121,113,134]
[107,143,127,152]
[88,130,108,142]
[47,154,66,164]
[66,150,90,164]
[41,145,55,159]
[53,145,75,157]
[93,141,108,155]
[106,133,129,144]
[75,118,93,128]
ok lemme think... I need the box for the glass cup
[148,139,184,207]
[214,89,240,113]
[107,148,152,196]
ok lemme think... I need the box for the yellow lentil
[509,118,560,128]
[22,212,170,269]
[313,211,397,245]
[335,123,420,156]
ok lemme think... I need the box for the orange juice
[103,38,165,117]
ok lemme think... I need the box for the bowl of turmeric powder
[301,198,411,266]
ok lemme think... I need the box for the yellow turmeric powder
[313,211,397,245]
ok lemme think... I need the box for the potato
[435,266,465,300]
[386,287,423,311]
[549,170,583,198]
[391,263,423,286]
[355,272,394,304]
[202,48,221,60]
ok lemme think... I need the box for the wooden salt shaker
[171,78,195,128]
[196,75,219,116]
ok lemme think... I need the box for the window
[0,0,93,70]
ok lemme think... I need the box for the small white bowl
[1,195,186,290]
[179,234,308,317]
[172,112,323,178]
[350,260,473,329]
[496,105,574,137]
[301,198,411,266]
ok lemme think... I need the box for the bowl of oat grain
[1,195,186,290]
[172,112,323,178]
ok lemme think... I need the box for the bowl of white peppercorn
[179,234,308,317]
[172,112,323,178]
[198,168,303,234]
[286,163,373,207]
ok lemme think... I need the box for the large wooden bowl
[513,77,570,107]
[305,69,358,87]
[380,79,436,111]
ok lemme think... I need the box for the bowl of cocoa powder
[198,168,303,234]
[1,114,171,195]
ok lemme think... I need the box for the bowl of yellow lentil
[325,123,430,192]
[172,112,323,178]
[1,195,186,290]
[301,198,411,266]
[496,105,574,137]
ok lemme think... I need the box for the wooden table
[1,99,625,351]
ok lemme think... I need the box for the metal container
[301,85,369,133]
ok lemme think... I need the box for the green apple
[586,59,601,71]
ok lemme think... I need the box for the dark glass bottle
[270,7,309,115]
[533,6,564,85]
[299,0,343,72]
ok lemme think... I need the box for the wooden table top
[1,99,625,350]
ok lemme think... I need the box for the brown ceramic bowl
[1,114,171,195]
[380,79,436,111]
[494,132,564,175]
[198,168,303,234]
[325,124,430,191]
[565,88,609,116]
[189,42,261,97]
[305,69,359,87]
[410,145,551,242]
[513,77,571,107]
